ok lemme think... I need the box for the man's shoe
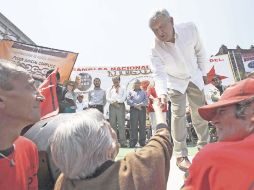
[176,157,191,172]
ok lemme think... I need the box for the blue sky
[1,0,253,67]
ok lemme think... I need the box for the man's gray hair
[0,59,27,91]
[235,97,254,119]
[149,8,171,25]
[50,109,118,179]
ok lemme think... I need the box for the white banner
[71,65,153,117]
[70,65,153,99]
[208,54,235,85]
[71,56,236,106]
[205,54,236,104]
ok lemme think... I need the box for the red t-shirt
[185,133,254,190]
[0,136,39,190]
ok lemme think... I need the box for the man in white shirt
[106,76,127,147]
[149,9,209,171]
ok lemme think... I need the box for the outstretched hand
[152,98,161,111]
[152,98,167,125]
[154,94,167,110]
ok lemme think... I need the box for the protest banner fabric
[0,39,78,83]
[241,52,254,73]
[39,69,59,119]
[71,65,153,95]
[205,54,235,104]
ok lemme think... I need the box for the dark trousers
[89,105,104,113]
[129,106,146,147]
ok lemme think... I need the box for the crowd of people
[52,73,168,149]
[1,8,254,190]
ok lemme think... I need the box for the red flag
[207,66,228,84]
[39,69,59,119]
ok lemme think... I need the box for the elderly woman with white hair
[51,100,172,190]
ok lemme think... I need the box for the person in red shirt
[0,60,44,190]
[184,78,254,190]
[147,80,168,135]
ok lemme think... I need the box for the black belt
[89,105,103,108]
[130,106,145,108]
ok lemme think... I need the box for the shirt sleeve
[126,91,135,106]
[140,91,148,106]
[88,91,91,104]
[120,124,172,189]
[150,49,168,96]
[106,88,113,104]
[192,23,207,76]
[103,90,106,106]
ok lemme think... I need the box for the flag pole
[231,50,242,81]
[227,52,237,81]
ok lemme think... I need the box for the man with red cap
[184,78,254,190]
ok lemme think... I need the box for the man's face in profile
[211,103,254,142]
[1,72,43,125]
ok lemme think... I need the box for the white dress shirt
[106,86,126,104]
[150,22,207,95]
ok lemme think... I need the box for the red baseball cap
[199,78,254,121]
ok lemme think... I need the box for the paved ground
[116,146,198,190]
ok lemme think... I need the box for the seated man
[184,78,254,190]
[0,60,44,190]
[50,100,172,190]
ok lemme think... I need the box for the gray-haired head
[0,59,27,91]
[149,8,171,27]
[50,109,118,179]
[133,79,141,84]
[112,76,120,82]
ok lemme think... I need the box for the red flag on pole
[39,69,59,119]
